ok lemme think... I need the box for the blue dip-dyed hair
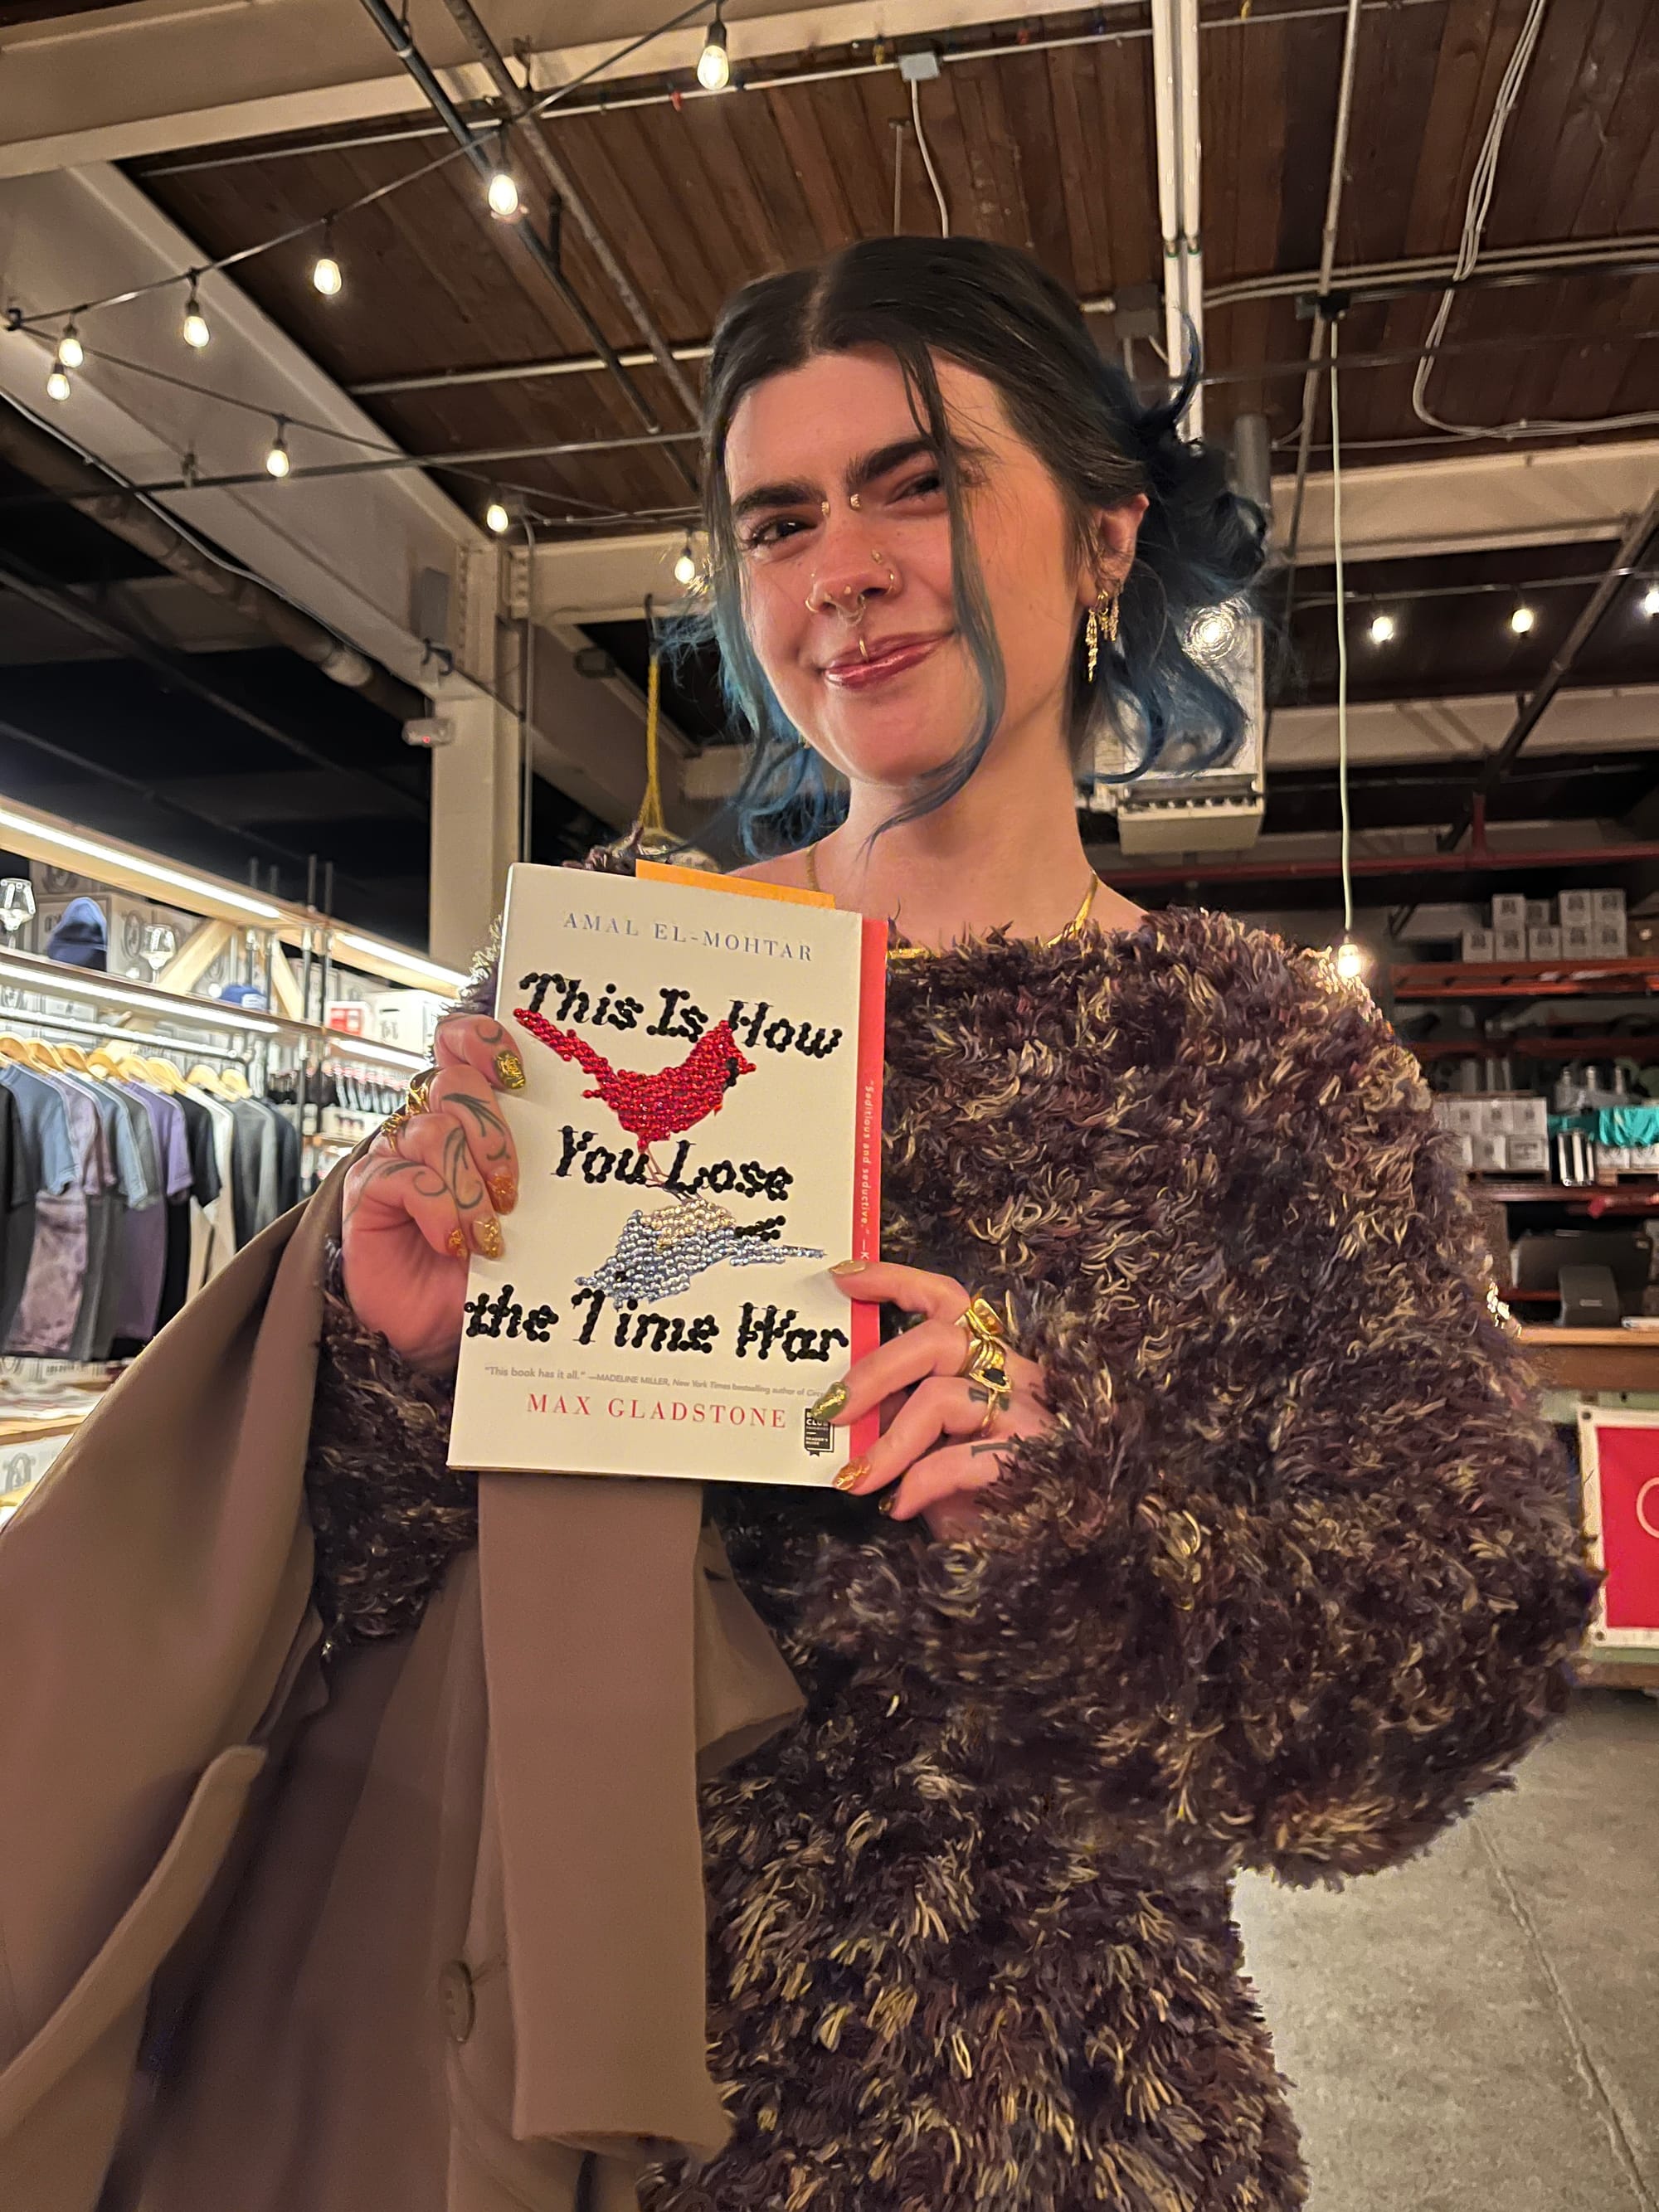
[675,235,1267,858]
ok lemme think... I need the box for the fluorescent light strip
[0,960,280,1034]
[0,809,280,921]
[319,1032,428,1072]
[333,931,466,993]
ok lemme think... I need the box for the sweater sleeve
[304,1260,475,1650]
[807,946,1600,1887]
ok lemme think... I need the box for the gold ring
[406,1065,440,1116]
[964,1335,1013,1417]
[381,1107,411,1155]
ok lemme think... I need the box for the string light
[673,537,698,586]
[182,281,210,350]
[1335,938,1366,982]
[45,365,71,403]
[485,498,511,534]
[1510,603,1535,634]
[312,226,343,296]
[56,323,84,370]
[264,419,291,478]
[487,138,521,219]
[1642,583,1659,619]
[1368,611,1396,644]
[697,16,731,89]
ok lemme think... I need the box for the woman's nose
[808,519,897,616]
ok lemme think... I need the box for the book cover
[448,860,887,1484]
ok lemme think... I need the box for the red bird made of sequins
[511,1008,757,1150]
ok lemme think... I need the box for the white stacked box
[1462,928,1496,961]
[1507,1135,1549,1173]
[1529,925,1562,958]
[1472,1134,1508,1170]
[1525,899,1553,928]
[1491,892,1528,928]
[1563,921,1596,957]
[1494,925,1528,959]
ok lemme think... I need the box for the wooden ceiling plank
[995,49,1073,286]
[941,61,1024,248]
[723,90,825,270]
[801,76,893,242]
[674,100,795,282]
[1565,0,1659,237]
[1096,35,1160,294]
[580,107,732,338]
[552,114,703,342]
[1046,47,1110,295]
[763,84,860,254]
[1271,12,1344,277]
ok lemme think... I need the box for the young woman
[0,239,1595,2212]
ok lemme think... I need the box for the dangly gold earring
[1085,587,1120,683]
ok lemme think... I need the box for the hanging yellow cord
[638,647,667,839]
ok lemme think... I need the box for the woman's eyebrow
[730,477,819,523]
[846,437,935,494]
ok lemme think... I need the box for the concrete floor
[1233,1689,1659,2212]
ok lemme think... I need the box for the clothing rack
[0,1009,252,1064]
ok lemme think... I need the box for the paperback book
[448,859,887,1484]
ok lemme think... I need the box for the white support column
[429,693,520,970]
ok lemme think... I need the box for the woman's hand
[340,1014,524,1372]
[821,1260,1053,1541]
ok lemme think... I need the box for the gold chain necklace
[804,840,1100,959]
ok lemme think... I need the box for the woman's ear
[1078,493,1151,606]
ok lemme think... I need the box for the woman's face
[722,345,1145,798]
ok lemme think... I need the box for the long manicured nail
[487,1173,517,1213]
[494,1050,526,1090]
[809,1381,848,1422]
[878,1493,895,1516]
[833,1459,869,1492]
[472,1216,504,1257]
[830,1257,868,1275]
[446,1228,467,1259]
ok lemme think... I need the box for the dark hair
[682,235,1266,856]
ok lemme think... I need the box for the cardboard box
[1594,888,1626,917]
[1529,926,1563,959]
[1478,1100,1511,1135]
[1444,1099,1484,1135]
[1596,1145,1632,1174]
[1494,925,1528,960]
[370,989,445,1056]
[1472,1134,1507,1171]
[1491,892,1528,929]
[1559,888,1596,925]
[1511,1096,1548,1136]
[1461,928,1496,962]
[1506,1135,1549,1173]
[1564,921,1596,957]
[1593,919,1628,957]
[1525,899,1553,928]
[1446,1132,1476,1170]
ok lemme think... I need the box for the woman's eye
[742,515,809,552]
[898,469,944,500]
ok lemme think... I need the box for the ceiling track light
[697,16,731,90]
[182,276,210,350]
[45,364,71,403]
[265,418,292,479]
[56,322,84,371]
[312,224,343,297]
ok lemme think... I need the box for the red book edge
[847,916,888,1464]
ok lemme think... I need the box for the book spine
[849,917,888,1461]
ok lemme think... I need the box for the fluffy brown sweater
[306,902,1598,2212]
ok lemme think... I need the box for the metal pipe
[1282,0,1365,571]
[1092,838,1659,893]
[0,401,424,724]
[435,0,702,425]
[0,547,428,819]
[353,0,697,493]
[1437,492,1659,853]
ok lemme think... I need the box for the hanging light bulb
[1510,603,1535,635]
[264,420,291,479]
[1368,611,1396,644]
[56,323,84,371]
[673,538,698,587]
[182,280,210,350]
[45,364,71,403]
[485,498,511,535]
[697,17,731,89]
[1641,583,1659,620]
[1334,937,1366,983]
[487,136,521,220]
[312,227,343,296]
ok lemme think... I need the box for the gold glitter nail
[878,1493,895,1515]
[830,1257,868,1275]
[473,1216,504,1258]
[809,1380,848,1422]
[487,1174,517,1213]
[494,1050,526,1090]
[833,1459,868,1492]
[446,1228,467,1258]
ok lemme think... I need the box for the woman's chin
[812,689,979,790]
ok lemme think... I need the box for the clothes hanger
[22,1037,65,1074]
[87,1046,123,1078]
[54,1043,101,1080]
[0,1034,32,1065]
[216,1064,253,1101]
[139,1057,185,1095]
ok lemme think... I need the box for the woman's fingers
[427,1064,518,1213]
[892,1438,1014,1525]
[396,1111,504,1257]
[343,1136,473,1262]
[840,1372,998,1494]
[434,1010,528,1093]
[831,1258,971,1327]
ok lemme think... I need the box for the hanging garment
[8,1073,101,1360]
[182,1087,237,1291]
[0,1067,80,1349]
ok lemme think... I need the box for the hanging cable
[638,604,669,846]
[910,79,951,238]
[1328,321,1361,980]
[1412,0,1659,442]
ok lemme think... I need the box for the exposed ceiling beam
[0,162,479,695]
[0,0,1107,176]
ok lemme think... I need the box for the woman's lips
[821,634,944,688]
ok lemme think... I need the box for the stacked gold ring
[956,1293,1015,1428]
[381,1065,440,1154]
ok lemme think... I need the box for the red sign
[1586,1417,1659,1638]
